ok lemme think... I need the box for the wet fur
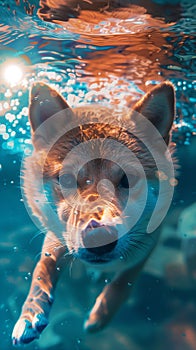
[12,81,175,345]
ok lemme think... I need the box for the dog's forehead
[77,159,123,178]
[44,120,157,179]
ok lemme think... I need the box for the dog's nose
[87,219,101,229]
[82,223,118,256]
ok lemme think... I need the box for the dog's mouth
[78,220,118,264]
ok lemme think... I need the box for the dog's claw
[84,308,106,333]
[32,313,49,332]
[84,318,103,333]
[12,318,40,346]
[12,314,48,346]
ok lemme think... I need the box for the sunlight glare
[4,64,23,85]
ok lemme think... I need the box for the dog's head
[25,82,175,265]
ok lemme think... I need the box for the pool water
[0,1,196,349]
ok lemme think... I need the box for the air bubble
[104,278,110,284]
[45,252,51,257]
[170,178,178,187]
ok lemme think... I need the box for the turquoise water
[0,1,196,349]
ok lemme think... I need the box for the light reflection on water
[0,1,195,153]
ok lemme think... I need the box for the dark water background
[0,1,196,349]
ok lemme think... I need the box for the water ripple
[0,0,195,153]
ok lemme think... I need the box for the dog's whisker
[63,249,74,258]
[34,251,42,262]
[68,256,76,278]
[29,230,45,245]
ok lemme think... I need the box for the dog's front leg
[12,232,66,346]
[84,262,145,332]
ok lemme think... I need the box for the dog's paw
[84,306,110,333]
[12,314,48,346]
[84,315,104,333]
[84,280,128,333]
[84,295,109,333]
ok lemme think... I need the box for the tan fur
[12,82,176,345]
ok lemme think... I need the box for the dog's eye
[119,174,138,189]
[58,173,77,189]
[120,174,129,188]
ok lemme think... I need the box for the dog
[12,81,175,345]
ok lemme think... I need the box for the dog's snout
[86,240,117,256]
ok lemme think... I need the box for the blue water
[0,1,196,349]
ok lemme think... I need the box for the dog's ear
[133,82,175,144]
[29,82,71,131]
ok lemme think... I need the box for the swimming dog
[12,81,175,345]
